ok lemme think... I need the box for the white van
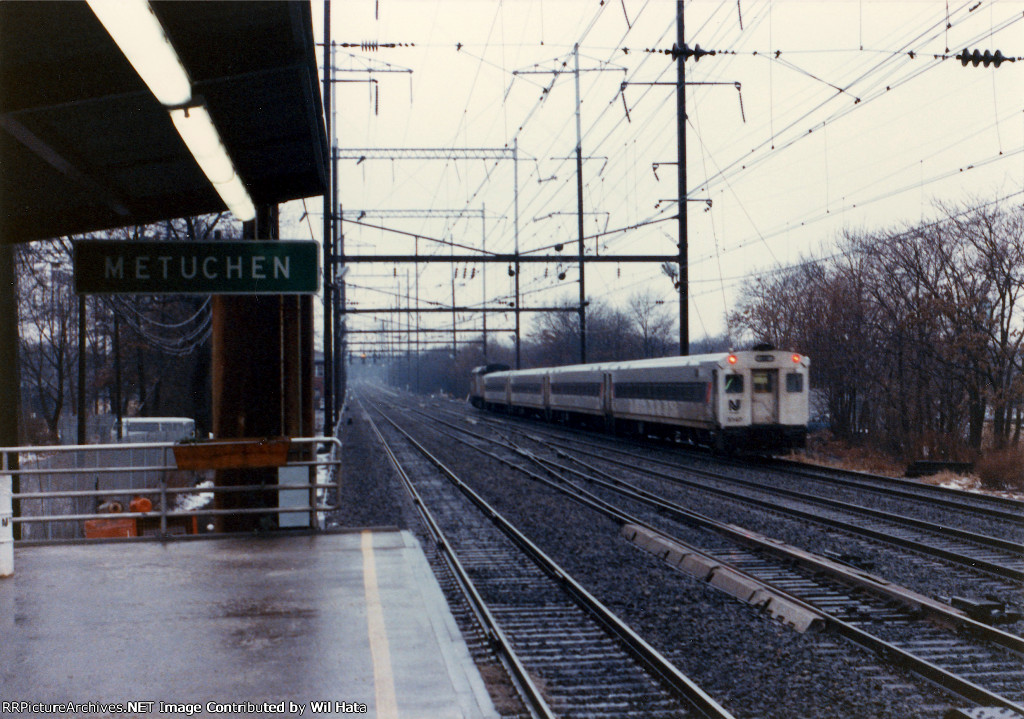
[112,417,196,443]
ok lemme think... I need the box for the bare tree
[627,289,675,358]
[730,200,1024,458]
[16,241,77,440]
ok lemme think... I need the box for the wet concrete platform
[0,531,497,718]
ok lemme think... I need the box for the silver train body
[470,350,810,452]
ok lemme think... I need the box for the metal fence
[1,437,340,542]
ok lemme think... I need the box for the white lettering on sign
[82,243,313,293]
[274,256,289,279]
[104,256,124,279]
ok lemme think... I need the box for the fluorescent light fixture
[170,105,235,184]
[85,0,192,107]
[213,175,256,223]
[171,105,256,222]
[89,0,256,222]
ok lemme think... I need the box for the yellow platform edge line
[362,530,399,718]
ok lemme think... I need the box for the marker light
[170,105,256,222]
[792,353,802,363]
[86,0,192,107]
[727,354,738,365]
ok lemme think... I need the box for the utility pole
[513,139,521,369]
[113,311,122,440]
[77,295,86,444]
[450,234,457,359]
[321,0,334,431]
[513,51,622,364]
[481,203,487,358]
[574,44,587,364]
[676,0,688,356]
[415,234,420,391]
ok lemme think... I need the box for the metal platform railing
[0,436,341,544]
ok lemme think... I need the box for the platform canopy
[0,1,328,244]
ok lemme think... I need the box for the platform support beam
[0,244,20,538]
[212,204,313,532]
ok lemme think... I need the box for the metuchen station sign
[73,240,320,295]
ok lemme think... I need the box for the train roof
[492,350,808,376]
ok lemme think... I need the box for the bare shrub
[797,431,905,477]
[975,447,1024,491]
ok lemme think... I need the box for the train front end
[716,350,810,452]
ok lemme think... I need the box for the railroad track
[761,455,1024,526]
[457,400,1024,528]
[519,430,1024,583]
[443,399,1024,529]
[387,395,1024,716]
[432,401,1024,600]
[361,397,734,719]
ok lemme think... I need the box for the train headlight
[791,353,801,363]
[727,354,738,365]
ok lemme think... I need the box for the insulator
[670,42,716,62]
[958,48,1012,67]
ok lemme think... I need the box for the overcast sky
[284,0,1024,351]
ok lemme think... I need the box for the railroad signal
[956,48,1015,67]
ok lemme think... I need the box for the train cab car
[715,349,810,451]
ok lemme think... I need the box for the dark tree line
[730,200,1024,458]
[380,289,696,399]
[16,216,230,443]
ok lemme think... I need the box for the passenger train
[469,347,810,453]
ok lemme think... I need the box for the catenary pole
[574,44,587,364]
[321,0,334,430]
[676,0,689,356]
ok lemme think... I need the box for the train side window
[786,372,804,392]
[724,374,743,394]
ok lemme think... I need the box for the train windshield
[724,374,743,393]
[752,371,774,393]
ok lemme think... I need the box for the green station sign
[73,240,320,295]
